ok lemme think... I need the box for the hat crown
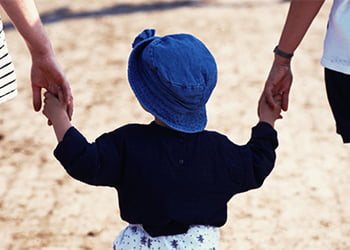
[142,33,216,110]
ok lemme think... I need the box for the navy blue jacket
[54,121,278,237]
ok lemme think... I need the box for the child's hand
[42,91,69,126]
[258,93,283,127]
[43,91,72,142]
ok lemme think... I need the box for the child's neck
[154,118,170,129]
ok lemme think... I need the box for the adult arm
[263,0,326,111]
[0,0,72,117]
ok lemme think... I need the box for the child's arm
[42,91,72,142]
[258,94,282,128]
[237,95,281,192]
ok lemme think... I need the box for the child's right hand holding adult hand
[42,91,68,125]
[42,91,72,142]
[258,93,283,128]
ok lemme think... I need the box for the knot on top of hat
[132,29,156,48]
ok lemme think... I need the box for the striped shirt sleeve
[0,18,17,104]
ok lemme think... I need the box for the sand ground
[1,0,350,249]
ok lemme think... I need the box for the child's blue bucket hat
[128,29,217,133]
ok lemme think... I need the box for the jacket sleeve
[53,127,122,187]
[238,122,278,192]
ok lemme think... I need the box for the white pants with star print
[113,224,219,250]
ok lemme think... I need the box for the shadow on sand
[3,0,286,30]
[3,1,198,30]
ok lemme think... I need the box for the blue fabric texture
[128,29,217,133]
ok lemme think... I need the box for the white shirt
[321,0,350,74]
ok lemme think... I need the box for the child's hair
[128,29,217,133]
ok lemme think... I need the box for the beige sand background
[1,0,350,249]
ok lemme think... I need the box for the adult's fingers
[57,83,73,120]
[281,90,290,112]
[66,102,73,121]
[264,85,278,109]
[58,77,72,105]
[32,85,42,112]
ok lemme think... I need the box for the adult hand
[31,53,73,121]
[263,56,292,112]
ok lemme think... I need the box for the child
[42,29,282,249]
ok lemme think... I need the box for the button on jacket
[54,121,278,237]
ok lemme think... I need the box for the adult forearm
[277,0,325,54]
[0,0,53,56]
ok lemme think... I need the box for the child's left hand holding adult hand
[258,93,283,127]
